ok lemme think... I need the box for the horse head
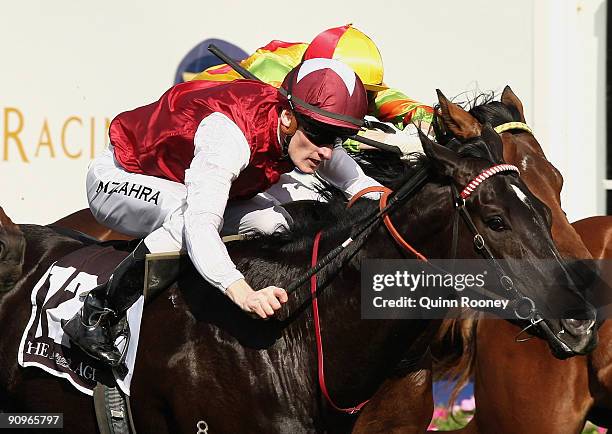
[477,86,591,258]
[431,89,597,358]
[0,207,25,292]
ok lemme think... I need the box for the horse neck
[231,193,449,403]
[306,185,453,402]
[0,225,82,329]
[18,225,83,278]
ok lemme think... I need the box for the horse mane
[431,313,481,408]
[468,96,523,127]
[350,151,426,189]
[449,140,499,164]
[432,90,522,128]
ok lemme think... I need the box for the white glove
[360,123,426,158]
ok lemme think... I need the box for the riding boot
[62,240,149,367]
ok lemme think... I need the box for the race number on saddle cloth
[87,58,381,294]
[18,244,143,396]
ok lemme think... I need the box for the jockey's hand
[226,279,288,319]
[360,123,429,157]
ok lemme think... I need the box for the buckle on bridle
[513,296,536,321]
[473,234,485,250]
[454,196,465,209]
[514,299,542,343]
[500,275,514,291]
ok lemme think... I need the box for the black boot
[62,240,149,367]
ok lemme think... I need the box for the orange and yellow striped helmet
[303,24,388,92]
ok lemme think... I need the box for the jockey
[62,58,383,367]
[191,24,433,202]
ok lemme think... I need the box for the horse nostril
[561,318,595,335]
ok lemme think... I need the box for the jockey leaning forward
[190,24,434,202]
[62,58,383,366]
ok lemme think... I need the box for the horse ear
[419,129,461,178]
[501,85,526,123]
[0,207,19,234]
[480,123,506,164]
[436,89,482,140]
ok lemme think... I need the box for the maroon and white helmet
[280,58,368,133]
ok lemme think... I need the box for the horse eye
[0,241,4,257]
[486,216,506,232]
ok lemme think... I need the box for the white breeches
[86,147,317,253]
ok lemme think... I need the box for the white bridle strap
[494,122,533,135]
[460,164,521,199]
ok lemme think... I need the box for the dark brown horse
[431,89,612,433]
[0,128,596,433]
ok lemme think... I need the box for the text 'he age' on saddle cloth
[18,244,145,396]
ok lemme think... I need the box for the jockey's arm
[371,87,434,130]
[316,147,383,200]
[184,113,287,319]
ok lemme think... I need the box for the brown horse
[0,128,597,434]
[454,218,612,434]
[431,90,612,433]
[578,217,612,427]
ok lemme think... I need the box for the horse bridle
[287,148,546,327]
[350,161,544,326]
[449,167,543,325]
[494,121,533,135]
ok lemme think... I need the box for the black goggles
[296,114,355,146]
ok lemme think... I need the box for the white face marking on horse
[511,184,530,207]
[520,154,530,172]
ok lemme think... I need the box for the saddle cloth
[18,244,144,397]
